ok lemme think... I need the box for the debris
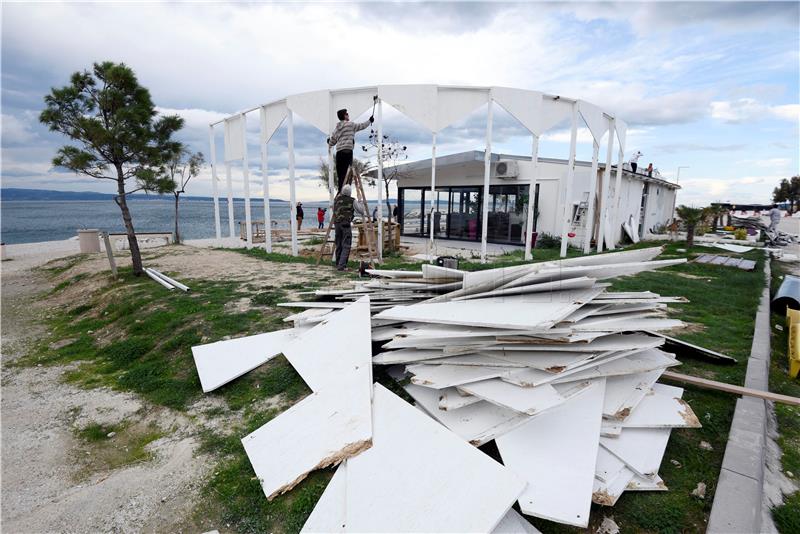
[647,332,737,364]
[787,471,794,478]
[597,516,620,534]
[699,441,713,451]
[107,431,116,438]
[712,243,754,254]
[145,267,190,291]
[661,370,800,406]
[671,459,682,468]
[694,254,756,271]
[775,324,784,331]
[691,482,707,499]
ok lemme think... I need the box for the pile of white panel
[191,246,702,531]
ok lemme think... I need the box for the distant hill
[1,188,288,203]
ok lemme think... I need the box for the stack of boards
[190,246,702,531]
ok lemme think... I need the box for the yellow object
[788,308,800,379]
[723,226,735,231]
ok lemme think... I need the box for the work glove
[369,116,374,123]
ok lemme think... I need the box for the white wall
[398,155,678,247]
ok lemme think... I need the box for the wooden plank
[661,371,800,406]
[191,329,297,392]
[344,384,526,533]
[495,379,606,528]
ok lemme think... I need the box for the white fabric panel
[223,115,245,162]
[616,118,628,152]
[287,90,330,133]
[331,88,377,123]
[491,87,544,135]
[436,87,488,132]
[260,101,287,144]
[537,97,573,134]
[578,101,608,142]
[378,84,438,132]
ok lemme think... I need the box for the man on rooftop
[328,108,373,191]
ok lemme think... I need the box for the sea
[0,199,386,245]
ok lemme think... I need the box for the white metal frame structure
[209,85,626,261]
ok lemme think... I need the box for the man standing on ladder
[327,108,373,191]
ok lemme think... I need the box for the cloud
[711,98,800,123]
[655,142,747,154]
[1,112,38,144]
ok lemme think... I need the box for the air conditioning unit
[494,160,519,179]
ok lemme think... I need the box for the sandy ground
[0,242,342,532]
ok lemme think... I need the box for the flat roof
[381,150,680,190]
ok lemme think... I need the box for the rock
[671,459,682,468]
[775,324,784,331]
[107,432,116,438]
[691,482,706,499]
[787,471,794,478]
[49,338,78,350]
[699,441,713,451]
[597,516,620,534]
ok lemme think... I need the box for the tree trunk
[114,167,143,275]
[686,224,695,248]
[174,192,181,244]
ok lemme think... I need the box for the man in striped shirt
[327,108,373,191]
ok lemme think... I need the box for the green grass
[768,261,800,532]
[76,422,120,442]
[528,242,765,533]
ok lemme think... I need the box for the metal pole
[376,98,384,262]
[287,109,299,256]
[241,114,253,247]
[328,94,336,208]
[260,110,273,253]
[583,140,600,254]
[209,125,221,240]
[524,134,540,261]
[597,117,615,252]
[480,98,494,263]
[559,102,579,258]
[429,132,437,251]
[225,162,235,238]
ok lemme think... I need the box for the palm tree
[675,205,708,247]
[705,204,727,232]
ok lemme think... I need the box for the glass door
[447,187,481,241]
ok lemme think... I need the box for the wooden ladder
[316,167,378,266]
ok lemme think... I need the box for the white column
[260,130,273,253]
[376,98,384,261]
[209,125,221,239]
[559,102,579,258]
[597,118,615,253]
[524,134,540,261]
[287,109,299,256]
[327,94,336,209]
[480,98,494,263]
[429,132,437,250]
[225,162,235,238]
[240,114,253,247]
[583,140,600,254]
[610,144,625,249]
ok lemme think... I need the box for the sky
[2,1,798,206]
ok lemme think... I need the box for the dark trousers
[336,149,353,191]
[631,162,638,173]
[334,223,352,270]
[318,220,324,229]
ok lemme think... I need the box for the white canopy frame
[210,85,621,261]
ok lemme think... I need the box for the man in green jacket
[333,184,366,271]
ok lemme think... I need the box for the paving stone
[707,469,762,533]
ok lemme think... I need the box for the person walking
[296,202,304,230]
[629,151,643,173]
[317,207,326,229]
[769,204,782,232]
[327,108,373,191]
[333,185,366,271]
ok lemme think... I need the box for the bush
[535,233,561,248]
[734,228,747,240]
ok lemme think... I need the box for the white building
[392,150,680,250]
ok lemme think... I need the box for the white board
[344,384,526,533]
[191,329,297,392]
[300,462,347,533]
[438,387,482,410]
[491,87,544,135]
[376,288,603,330]
[332,88,376,124]
[493,508,542,534]
[436,87,489,132]
[602,369,664,420]
[458,379,568,415]
[407,363,511,389]
[260,101,288,144]
[600,427,672,478]
[495,378,606,528]
[621,383,701,428]
[378,84,438,132]
[551,348,679,384]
